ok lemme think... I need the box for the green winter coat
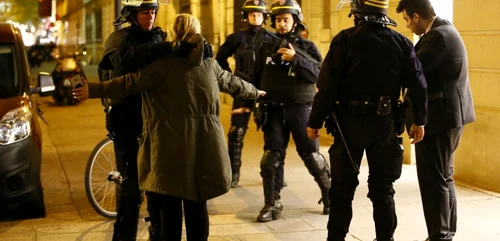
[88,34,260,201]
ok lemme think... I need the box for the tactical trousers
[112,134,142,241]
[327,112,403,241]
[147,192,209,241]
[260,103,330,209]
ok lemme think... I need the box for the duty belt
[338,96,394,116]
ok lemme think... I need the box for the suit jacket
[407,16,475,135]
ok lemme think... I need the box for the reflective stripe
[365,0,388,9]
[245,6,267,9]
[271,6,297,11]
[121,0,158,5]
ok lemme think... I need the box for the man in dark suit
[396,1,475,240]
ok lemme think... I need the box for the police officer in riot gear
[252,0,331,222]
[307,0,428,240]
[99,0,175,240]
[216,0,268,188]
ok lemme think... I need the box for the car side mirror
[30,72,55,97]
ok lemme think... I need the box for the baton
[331,112,360,174]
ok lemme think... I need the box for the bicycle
[85,134,121,218]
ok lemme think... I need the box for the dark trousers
[230,105,252,127]
[262,103,319,191]
[113,134,142,241]
[147,192,209,241]
[327,113,403,241]
[415,126,464,241]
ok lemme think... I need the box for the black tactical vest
[233,27,261,82]
[259,42,316,103]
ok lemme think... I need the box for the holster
[394,100,407,136]
[253,102,269,131]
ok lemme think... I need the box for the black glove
[203,41,213,58]
[324,115,336,136]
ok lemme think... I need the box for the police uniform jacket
[252,34,322,104]
[408,16,475,135]
[308,21,428,128]
[216,25,262,108]
[88,34,261,201]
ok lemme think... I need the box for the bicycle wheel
[85,137,118,218]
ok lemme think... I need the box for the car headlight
[0,107,32,145]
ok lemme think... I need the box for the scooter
[51,56,86,105]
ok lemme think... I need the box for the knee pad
[228,126,247,142]
[260,150,283,173]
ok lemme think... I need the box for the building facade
[55,0,500,193]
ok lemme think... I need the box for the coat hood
[183,33,205,66]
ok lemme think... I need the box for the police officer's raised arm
[308,32,347,130]
[291,41,322,83]
[110,29,174,73]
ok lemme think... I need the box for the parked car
[0,22,55,217]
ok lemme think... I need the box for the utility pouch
[253,102,268,131]
[377,96,392,116]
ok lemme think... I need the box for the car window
[0,44,19,99]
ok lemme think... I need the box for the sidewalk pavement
[0,88,499,241]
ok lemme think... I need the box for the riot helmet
[336,0,396,27]
[242,0,268,19]
[350,0,388,15]
[269,0,305,30]
[114,0,168,26]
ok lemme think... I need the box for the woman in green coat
[73,13,264,241]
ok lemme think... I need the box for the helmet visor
[336,0,350,10]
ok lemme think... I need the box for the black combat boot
[257,191,283,222]
[258,150,284,222]
[301,152,331,215]
[316,170,331,215]
[228,126,246,187]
